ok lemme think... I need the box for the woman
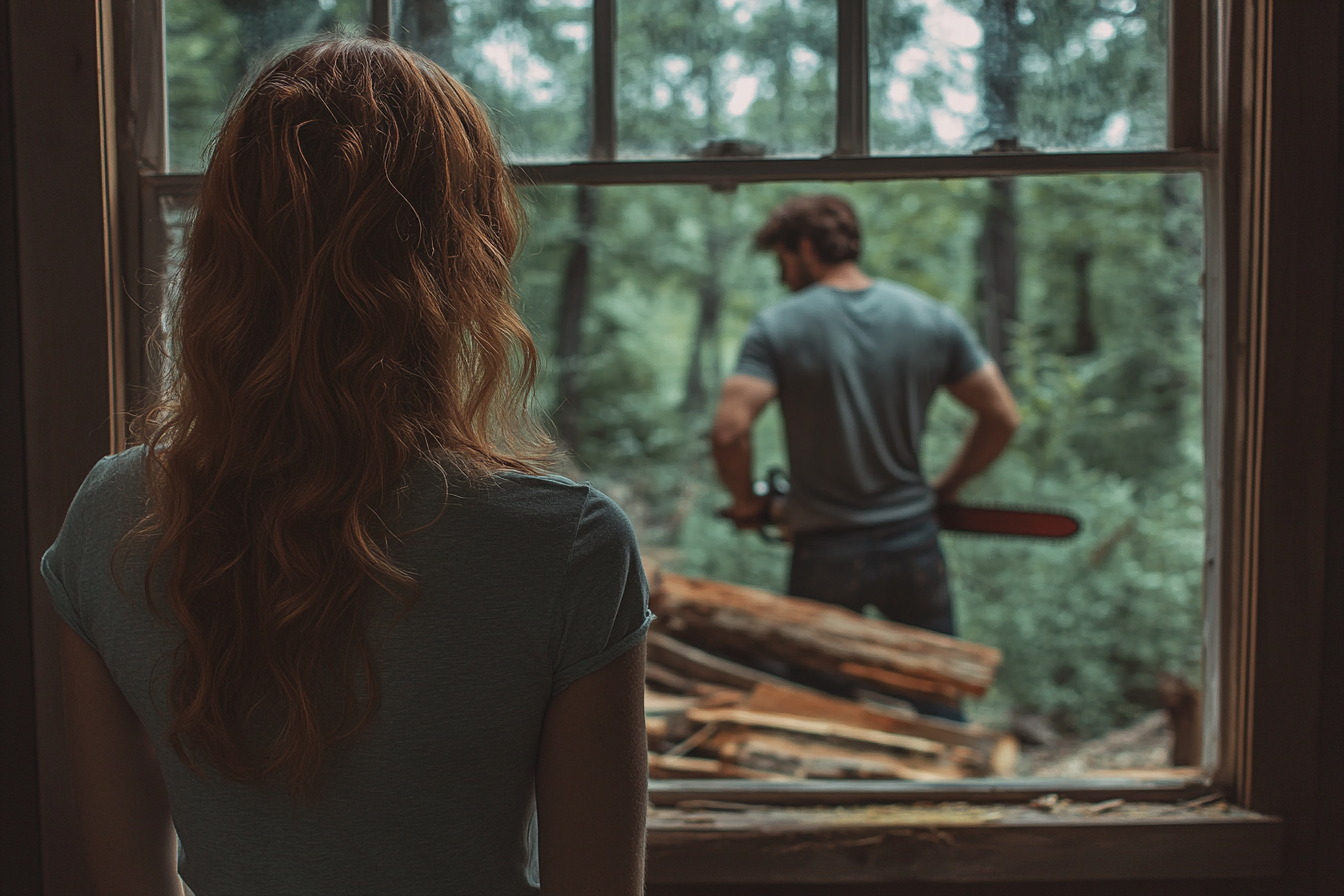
[43,38,649,895]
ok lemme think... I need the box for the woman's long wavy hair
[132,38,550,799]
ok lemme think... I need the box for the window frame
[124,0,1224,797]
[3,0,1317,887]
[106,1,1289,873]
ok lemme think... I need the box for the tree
[164,0,1203,740]
[975,0,1022,371]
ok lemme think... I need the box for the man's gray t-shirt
[735,279,988,535]
[41,447,651,896]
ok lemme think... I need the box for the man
[711,194,1020,719]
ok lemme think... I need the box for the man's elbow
[711,417,748,452]
[987,402,1021,436]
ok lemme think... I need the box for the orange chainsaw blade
[936,503,1081,539]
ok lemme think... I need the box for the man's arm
[59,620,183,896]
[931,361,1021,502]
[710,374,778,525]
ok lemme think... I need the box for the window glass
[869,0,1168,155]
[394,0,593,163]
[617,0,838,159]
[516,173,1203,757]
[165,0,370,172]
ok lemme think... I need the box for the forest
[164,0,1202,741]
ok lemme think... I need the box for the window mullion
[591,0,616,161]
[835,0,870,157]
[1169,0,1212,150]
[369,0,392,39]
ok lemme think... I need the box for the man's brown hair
[753,193,861,264]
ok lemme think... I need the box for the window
[138,0,1217,789]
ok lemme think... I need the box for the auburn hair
[131,38,550,799]
[753,193,862,264]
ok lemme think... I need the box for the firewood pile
[644,568,1019,781]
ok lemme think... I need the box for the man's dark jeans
[788,514,965,722]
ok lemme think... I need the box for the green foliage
[165,0,371,171]
[164,0,1202,739]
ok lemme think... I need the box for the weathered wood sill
[645,781,1281,883]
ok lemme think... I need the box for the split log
[648,753,786,780]
[703,727,967,781]
[647,630,826,695]
[645,661,700,693]
[686,707,953,759]
[1157,673,1203,768]
[644,691,701,716]
[743,681,1019,776]
[837,662,963,704]
[649,571,1000,701]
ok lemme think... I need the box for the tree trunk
[977,178,1020,368]
[976,0,1021,370]
[649,570,1002,700]
[1072,248,1097,355]
[554,185,597,452]
[683,210,725,415]
[397,0,454,68]
[682,29,726,415]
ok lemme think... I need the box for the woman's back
[44,448,649,895]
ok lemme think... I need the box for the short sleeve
[733,316,778,386]
[549,487,653,695]
[942,307,990,385]
[41,455,117,650]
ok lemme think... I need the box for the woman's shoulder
[482,472,638,555]
[397,462,631,539]
[491,471,632,534]
[66,445,151,521]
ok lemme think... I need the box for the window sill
[645,781,1281,884]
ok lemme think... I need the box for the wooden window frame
[22,0,1342,890]
[129,0,1229,800]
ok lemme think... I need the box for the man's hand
[930,477,962,506]
[933,362,1020,501]
[719,494,770,529]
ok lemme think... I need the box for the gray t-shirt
[734,279,988,534]
[41,447,651,896]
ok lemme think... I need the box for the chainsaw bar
[936,502,1081,539]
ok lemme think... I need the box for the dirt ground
[1016,710,1176,777]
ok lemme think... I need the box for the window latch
[973,137,1039,155]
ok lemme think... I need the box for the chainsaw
[720,467,1081,543]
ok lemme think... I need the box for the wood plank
[836,662,964,702]
[647,631,823,694]
[649,753,787,780]
[647,777,1213,807]
[686,708,951,758]
[745,681,1017,775]
[705,727,967,782]
[645,691,701,715]
[745,680,916,726]
[645,804,1283,883]
[645,661,699,693]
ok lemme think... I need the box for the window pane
[165,0,370,172]
[869,0,1168,155]
[394,0,592,163]
[617,0,838,159]
[517,173,1203,766]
